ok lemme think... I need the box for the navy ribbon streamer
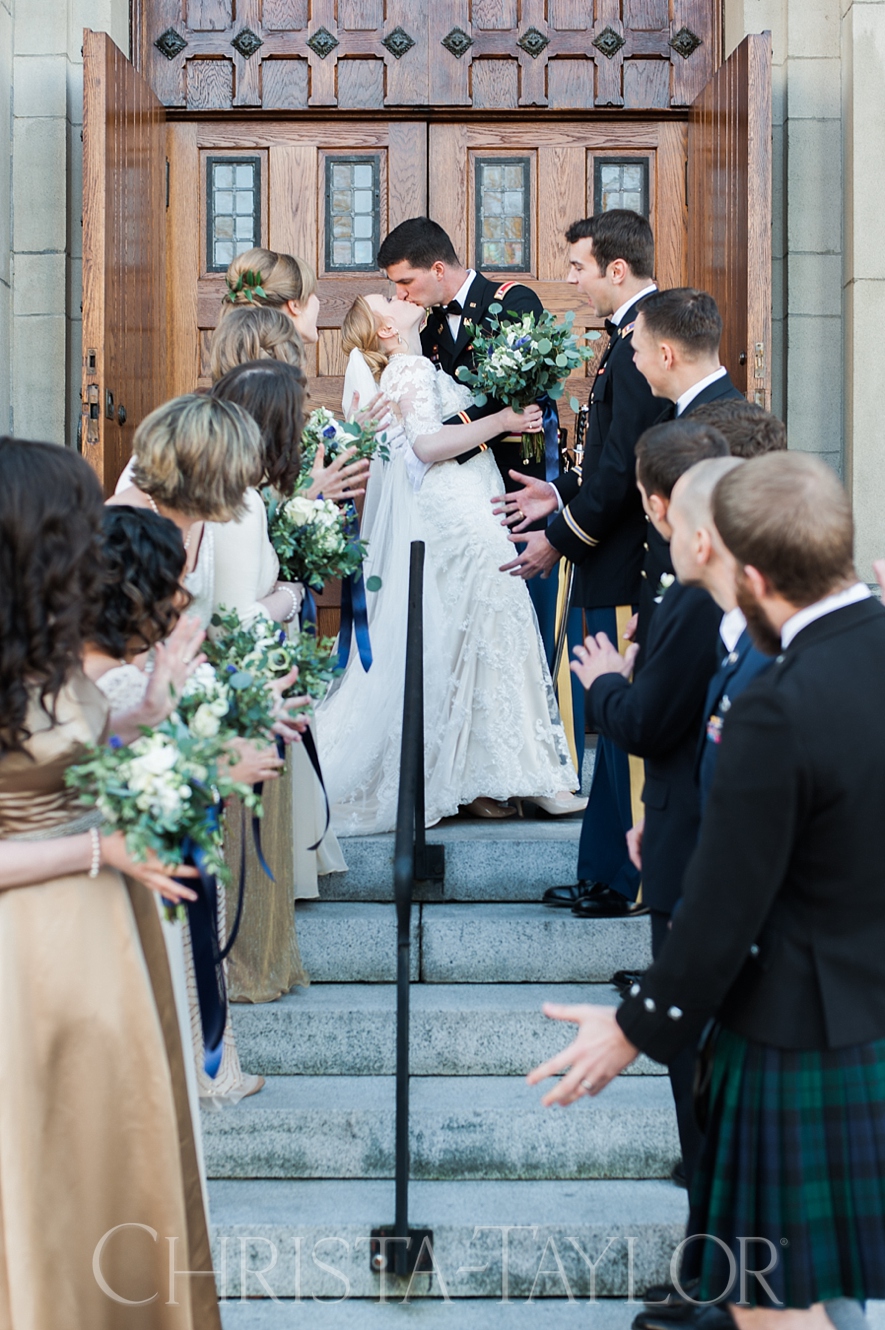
[250,735,287,882]
[336,500,372,673]
[302,726,330,852]
[300,586,317,634]
[539,393,561,487]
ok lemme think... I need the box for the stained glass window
[475,158,530,272]
[206,157,261,272]
[325,156,381,271]
[594,159,650,218]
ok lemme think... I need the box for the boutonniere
[654,572,676,604]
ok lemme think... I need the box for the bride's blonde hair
[341,296,389,383]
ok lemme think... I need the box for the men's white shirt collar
[448,270,476,340]
[719,607,746,654]
[611,284,657,330]
[675,366,727,417]
[780,582,872,649]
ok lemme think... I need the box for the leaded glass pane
[476,158,530,271]
[206,157,261,272]
[325,156,381,271]
[594,159,650,218]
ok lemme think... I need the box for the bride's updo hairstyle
[93,507,191,660]
[223,247,316,313]
[130,395,263,523]
[209,306,304,382]
[341,296,388,383]
[0,437,104,753]
[211,360,306,497]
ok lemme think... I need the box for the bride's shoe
[518,792,589,817]
[460,797,517,820]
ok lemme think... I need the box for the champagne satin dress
[0,673,219,1330]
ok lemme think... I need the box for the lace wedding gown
[316,354,577,835]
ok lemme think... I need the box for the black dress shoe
[641,1279,701,1310]
[571,884,649,918]
[633,1303,735,1330]
[612,968,646,997]
[542,880,599,908]
[670,1159,688,1189]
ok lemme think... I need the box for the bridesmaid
[0,436,219,1330]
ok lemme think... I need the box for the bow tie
[443,300,463,316]
[604,319,618,338]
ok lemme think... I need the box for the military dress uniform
[546,288,660,901]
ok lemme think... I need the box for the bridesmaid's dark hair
[210,359,306,497]
[0,437,104,753]
[92,507,191,659]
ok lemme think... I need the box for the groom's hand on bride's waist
[500,529,560,579]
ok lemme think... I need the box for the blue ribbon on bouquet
[300,586,318,635]
[538,393,561,487]
[336,500,372,673]
[250,734,287,882]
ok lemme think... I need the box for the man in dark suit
[377,217,565,655]
[493,211,661,903]
[629,289,744,660]
[556,420,727,1187]
[529,453,884,1329]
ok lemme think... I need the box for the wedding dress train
[315,352,577,835]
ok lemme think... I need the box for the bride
[314,293,584,835]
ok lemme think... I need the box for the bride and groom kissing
[313,216,587,835]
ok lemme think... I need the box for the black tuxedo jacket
[586,580,722,914]
[617,597,885,1064]
[636,372,745,662]
[545,292,660,609]
[421,272,554,521]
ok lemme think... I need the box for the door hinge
[754,342,765,377]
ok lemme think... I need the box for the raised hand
[570,632,637,689]
[491,469,559,534]
[526,1003,638,1106]
[303,443,370,504]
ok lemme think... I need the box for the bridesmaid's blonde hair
[341,296,389,384]
[131,395,263,523]
[223,247,316,311]
[209,306,304,381]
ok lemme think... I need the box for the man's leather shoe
[612,968,646,997]
[670,1160,688,1189]
[542,880,599,908]
[571,884,649,918]
[633,1304,735,1330]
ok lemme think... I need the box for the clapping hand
[269,666,311,743]
[571,632,637,689]
[141,614,206,726]
[304,443,370,504]
[491,470,559,534]
[527,1004,638,1106]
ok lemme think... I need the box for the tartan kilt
[682,1025,885,1308]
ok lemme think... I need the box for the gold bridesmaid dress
[0,674,219,1330]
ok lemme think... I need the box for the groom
[377,217,567,657]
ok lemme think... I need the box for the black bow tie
[604,319,618,338]
[444,300,463,316]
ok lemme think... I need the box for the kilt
[682,1025,885,1308]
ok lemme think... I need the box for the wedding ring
[580,1079,594,1092]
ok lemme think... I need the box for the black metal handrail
[370,540,443,1279]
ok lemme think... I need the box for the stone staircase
[207,816,687,1326]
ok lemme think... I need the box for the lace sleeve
[380,356,443,444]
[435,367,474,421]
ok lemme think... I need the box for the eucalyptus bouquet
[299,406,390,480]
[456,306,591,462]
[263,490,366,591]
[65,715,257,885]
[177,658,276,743]
[206,607,339,706]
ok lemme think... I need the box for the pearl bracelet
[280,586,299,624]
[88,826,102,879]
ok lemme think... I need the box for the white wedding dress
[315,353,577,835]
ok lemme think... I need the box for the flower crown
[224,269,267,304]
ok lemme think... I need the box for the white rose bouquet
[263,490,366,592]
[206,608,339,705]
[65,715,258,884]
[456,306,592,462]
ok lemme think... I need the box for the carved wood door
[81,30,167,493]
[688,33,772,407]
[165,119,427,409]
[429,119,688,441]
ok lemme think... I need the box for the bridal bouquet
[456,307,591,462]
[206,607,339,706]
[263,490,366,591]
[65,715,257,884]
[299,406,390,479]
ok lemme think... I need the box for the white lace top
[380,355,475,444]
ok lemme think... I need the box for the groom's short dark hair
[635,420,729,500]
[377,218,460,270]
[565,211,654,280]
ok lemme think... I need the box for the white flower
[130,738,178,778]
[190,703,222,739]
[284,495,320,528]
[184,662,218,696]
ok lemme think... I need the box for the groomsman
[495,211,661,909]
[690,398,787,458]
[629,288,744,660]
[564,420,726,1187]
[376,217,566,656]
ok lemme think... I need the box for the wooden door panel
[81,30,167,493]
[430,119,687,444]
[688,34,772,406]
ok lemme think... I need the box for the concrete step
[209,1178,686,1301]
[231,983,664,1078]
[202,1075,678,1182]
[319,820,582,904]
[297,903,651,985]
[221,1300,658,1328]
